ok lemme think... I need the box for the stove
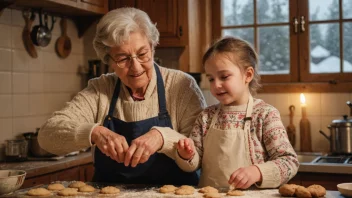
[314,155,352,164]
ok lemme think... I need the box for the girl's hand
[176,138,195,160]
[91,126,129,163]
[228,165,262,189]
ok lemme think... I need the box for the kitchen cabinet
[288,172,351,191]
[110,0,212,72]
[21,163,94,189]
[0,0,108,37]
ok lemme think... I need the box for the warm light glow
[300,93,306,105]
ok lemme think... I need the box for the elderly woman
[38,7,206,185]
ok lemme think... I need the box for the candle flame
[300,93,306,104]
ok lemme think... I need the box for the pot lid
[331,115,352,127]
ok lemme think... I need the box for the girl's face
[108,32,154,94]
[204,53,253,106]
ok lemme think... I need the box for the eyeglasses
[108,50,153,68]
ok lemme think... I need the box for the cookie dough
[278,184,299,197]
[227,190,244,196]
[199,186,218,193]
[57,188,78,196]
[79,185,96,192]
[159,185,178,193]
[100,186,120,194]
[295,186,312,198]
[307,184,326,197]
[27,188,51,196]
[47,183,65,191]
[68,181,86,188]
[203,192,222,198]
[179,185,195,191]
[175,188,194,195]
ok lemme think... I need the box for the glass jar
[5,139,28,161]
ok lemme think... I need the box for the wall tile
[0,24,12,48]
[11,9,25,26]
[42,51,62,72]
[0,72,12,94]
[12,49,28,71]
[29,73,44,93]
[12,94,29,117]
[257,93,290,116]
[0,9,12,25]
[12,117,35,135]
[0,118,13,143]
[321,93,350,116]
[27,51,43,72]
[11,26,25,49]
[0,95,12,117]
[29,94,47,115]
[12,72,29,93]
[0,48,12,71]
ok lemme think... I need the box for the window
[212,0,352,92]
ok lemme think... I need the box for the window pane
[258,26,289,74]
[222,28,254,45]
[309,0,339,21]
[343,22,352,72]
[310,23,340,73]
[256,0,289,24]
[343,0,352,19]
[222,0,253,26]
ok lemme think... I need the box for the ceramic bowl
[337,183,352,197]
[0,170,26,195]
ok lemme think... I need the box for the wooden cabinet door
[56,167,81,181]
[79,0,108,14]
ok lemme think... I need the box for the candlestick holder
[300,106,312,152]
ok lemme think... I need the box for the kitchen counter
[0,152,93,178]
[299,162,352,174]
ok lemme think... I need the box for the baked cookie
[279,184,299,197]
[203,192,222,198]
[227,190,244,196]
[295,186,312,198]
[57,188,78,196]
[68,181,86,188]
[199,186,218,193]
[27,188,51,196]
[307,184,326,197]
[100,186,120,194]
[159,185,177,193]
[79,185,96,192]
[175,188,194,195]
[47,183,65,191]
[179,185,195,190]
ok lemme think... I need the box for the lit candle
[299,93,312,152]
[300,93,307,118]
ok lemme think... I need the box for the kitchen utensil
[337,183,352,197]
[22,10,37,58]
[5,139,28,162]
[56,18,71,58]
[0,170,26,195]
[31,10,51,47]
[287,105,296,147]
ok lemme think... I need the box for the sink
[297,154,319,163]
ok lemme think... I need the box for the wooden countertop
[0,152,93,178]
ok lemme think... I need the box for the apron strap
[243,95,253,130]
[209,105,221,129]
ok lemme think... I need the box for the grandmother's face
[108,32,154,91]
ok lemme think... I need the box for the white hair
[93,7,160,64]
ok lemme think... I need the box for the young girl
[175,37,299,189]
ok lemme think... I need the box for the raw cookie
[199,186,218,193]
[68,181,86,188]
[227,190,244,196]
[27,188,51,196]
[279,184,299,197]
[100,186,120,194]
[79,185,96,192]
[307,184,326,197]
[203,192,222,198]
[159,185,178,193]
[47,183,65,191]
[57,188,78,196]
[175,188,194,195]
[295,186,312,198]
[179,185,195,190]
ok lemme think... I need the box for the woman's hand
[124,129,163,167]
[228,165,262,189]
[91,126,129,163]
[176,138,195,160]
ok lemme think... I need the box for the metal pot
[320,114,352,154]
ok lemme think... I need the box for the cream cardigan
[38,66,207,160]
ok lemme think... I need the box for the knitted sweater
[175,98,299,188]
[38,66,207,160]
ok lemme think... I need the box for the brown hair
[202,36,261,95]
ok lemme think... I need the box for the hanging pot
[30,10,51,47]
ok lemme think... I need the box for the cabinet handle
[178,26,183,37]
[293,17,298,33]
[300,16,305,32]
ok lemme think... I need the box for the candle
[300,93,307,118]
[299,93,312,152]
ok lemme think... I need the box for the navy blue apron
[93,65,199,185]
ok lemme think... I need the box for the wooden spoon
[22,11,37,58]
[55,18,71,58]
[287,105,296,147]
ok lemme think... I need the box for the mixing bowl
[0,170,26,195]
